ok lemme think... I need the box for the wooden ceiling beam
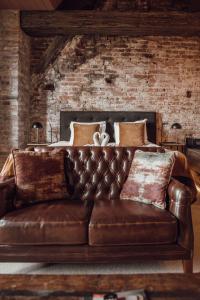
[35,36,70,74]
[34,1,116,74]
[21,10,200,37]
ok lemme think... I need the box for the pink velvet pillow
[120,150,175,209]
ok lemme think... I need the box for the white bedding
[48,141,159,147]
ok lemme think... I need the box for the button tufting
[64,146,158,202]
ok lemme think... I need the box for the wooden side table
[27,143,49,147]
[161,142,186,153]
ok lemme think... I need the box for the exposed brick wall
[30,35,200,144]
[30,37,54,74]
[18,29,31,148]
[0,10,30,169]
[1,9,200,169]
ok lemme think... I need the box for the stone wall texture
[0,10,30,168]
[30,35,200,144]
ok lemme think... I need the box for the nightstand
[161,142,186,153]
[27,143,49,147]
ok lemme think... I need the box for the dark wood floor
[0,274,200,300]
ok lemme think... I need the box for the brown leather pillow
[118,123,145,146]
[12,149,68,207]
[120,150,175,209]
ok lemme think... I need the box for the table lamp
[31,122,43,144]
[171,122,182,143]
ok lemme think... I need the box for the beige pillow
[114,122,145,146]
[114,119,148,145]
[70,121,106,146]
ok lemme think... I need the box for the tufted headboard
[60,111,157,143]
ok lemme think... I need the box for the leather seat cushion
[0,200,92,245]
[89,200,177,246]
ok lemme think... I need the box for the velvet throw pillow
[120,150,175,209]
[114,120,148,146]
[69,121,106,146]
[13,149,68,207]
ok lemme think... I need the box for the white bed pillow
[48,141,71,147]
[69,121,106,145]
[114,119,149,145]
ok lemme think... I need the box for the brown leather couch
[0,147,196,273]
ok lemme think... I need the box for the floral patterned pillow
[120,150,175,209]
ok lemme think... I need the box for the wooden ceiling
[0,0,63,10]
[58,0,97,10]
[0,0,200,11]
[0,0,96,10]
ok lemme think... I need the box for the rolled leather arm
[168,178,193,251]
[0,178,16,218]
[172,175,197,204]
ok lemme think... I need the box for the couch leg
[182,258,193,273]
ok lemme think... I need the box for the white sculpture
[93,132,110,146]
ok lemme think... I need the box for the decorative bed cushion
[114,119,148,146]
[12,149,68,207]
[120,150,175,209]
[49,141,71,147]
[0,153,14,179]
[70,121,106,146]
[114,122,145,146]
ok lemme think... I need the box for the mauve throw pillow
[120,150,175,209]
[13,149,68,207]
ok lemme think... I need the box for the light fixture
[171,122,182,143]
[31,122,43,144]
[171,123,182,130]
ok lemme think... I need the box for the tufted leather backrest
[65,147,134,201]
[30,146,162,202]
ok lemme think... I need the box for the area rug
[0,202,199,274]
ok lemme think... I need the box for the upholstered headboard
[60,111,157,143]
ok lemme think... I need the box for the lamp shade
[31,122,43,129]
[171,123,182,130]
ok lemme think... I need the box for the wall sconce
[171,122,182,143]
[31,122,43,144]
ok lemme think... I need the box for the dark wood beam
[35,36,70,73]
[35,1,115,74]
[21,10,200,37]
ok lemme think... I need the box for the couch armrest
[0,178,16,218]
[172,175,197,204]
[168,178,193,252]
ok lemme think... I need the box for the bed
[60,110,157,144]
